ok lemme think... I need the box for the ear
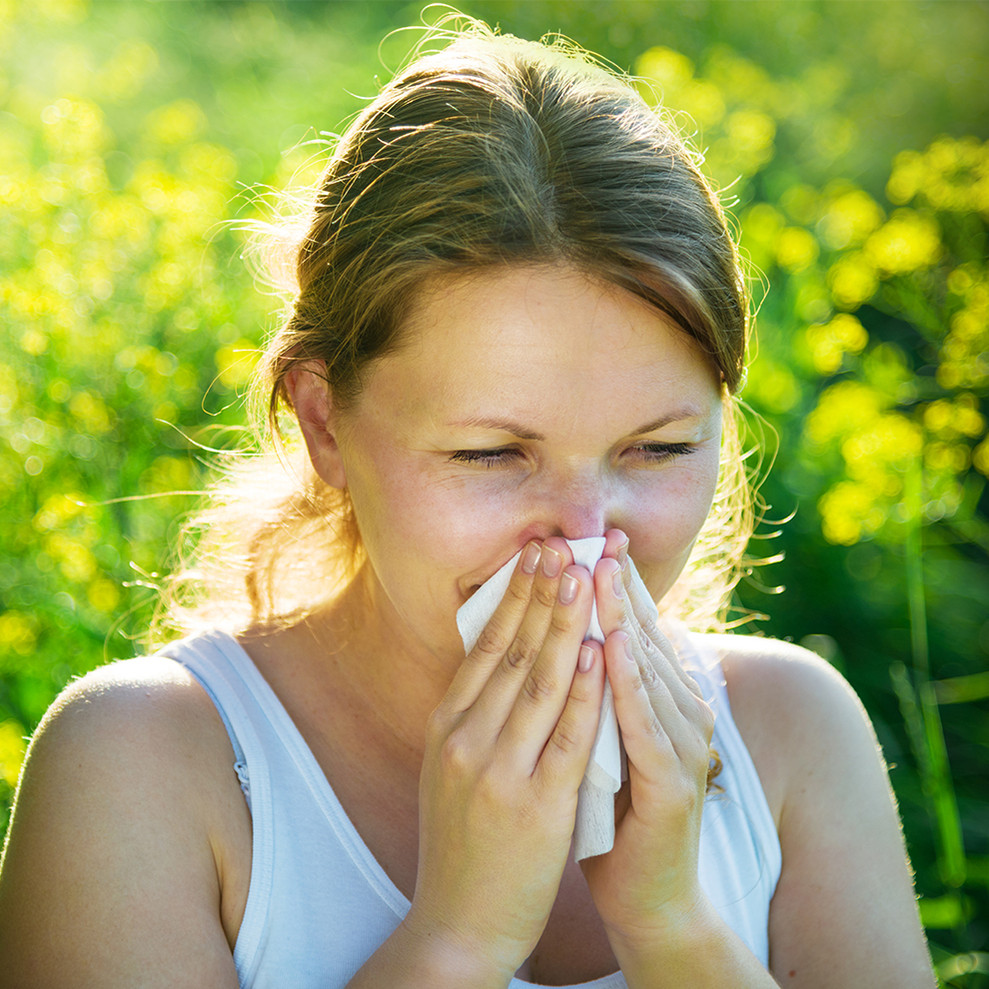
[284,361,348,490]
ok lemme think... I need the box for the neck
[300,564,462,762]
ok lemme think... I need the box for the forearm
[345,919,514,989]
[609,897,780,989]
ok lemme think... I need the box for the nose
[521,469,621,543]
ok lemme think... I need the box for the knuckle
[504,633,538,672]
[472,621,505,659]
[640,632,667,667]
[424,704,462,755]
[438,728,474,776]
[640,615,662,640]
[643,715,666,742]
[628,667,648,698]
[638,658,662,690]
[424,704,449,744]
[503,576,531,607]
[522,667,558,704]
[548,607,575,636]
[473,765,506,804]
[532,581,558,609]
[635,622,655,650]
[548,715,582,755]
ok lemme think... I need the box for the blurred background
[1,0,986,981]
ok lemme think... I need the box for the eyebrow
[451,416,546,441]
[450,407,707,441]
[629,408,708,434]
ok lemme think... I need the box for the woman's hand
[399,538,606,985]
[582,531,716,958]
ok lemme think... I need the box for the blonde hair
[154,18,756,640]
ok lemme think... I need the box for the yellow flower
[818,187,885,249]
[635,46,695,92]
[0,612,38,660]
[973,436,989,477]
[87,578,121,614]
[805,381,884,446]
[776,227,819,273]
[827,252,878,309]
[806,314,868,374]
[818,481,886,545]
[865,209,941,274]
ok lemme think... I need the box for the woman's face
[330,265,723,662]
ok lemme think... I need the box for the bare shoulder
[0,655,246,987]
[704,631,861,716]
[697,634,935,986]
[14,654,241,818]
[698,633,870,821]
[34,653,222,749]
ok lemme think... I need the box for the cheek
[347,457,517,582]
[626,459,720,595]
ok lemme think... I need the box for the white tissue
[455,536,652,860]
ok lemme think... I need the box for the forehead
[356,264,722,426]
[398,265,714,372]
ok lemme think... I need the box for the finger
[594,557,703,713]
[617,556,705,702]
[497,563,596,767]
[535,638,606,791]
[463,541,578,740]
[608,622,715,765]
[593,558,691,703]
[595,557,715,766]
[605,629,714,783]
[603,631,679,787]
[439,541,543,720]
[598,530,706,704]
[601,527,629,565]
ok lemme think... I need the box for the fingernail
[559,572,578,605]
[621,633,635,663]
[521,542,541,574]
[541,546,562,578]
[616,537,629,566]
[578,644,595,673]
[612,565,624,598]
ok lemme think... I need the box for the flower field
[1,1,986,981]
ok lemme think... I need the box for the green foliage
[2,1,986,982]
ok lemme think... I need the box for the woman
[0,21,935,988]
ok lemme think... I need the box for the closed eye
[628,442,695,463]
[449,446,524,468]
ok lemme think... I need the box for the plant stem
[904,457,966,891]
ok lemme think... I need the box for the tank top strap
[156,629,277,984]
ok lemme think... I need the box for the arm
[719,638,936,988]
[0,658,248,988]
[582,547,935,988]
[347,538,607,988]
[580,552,780,988]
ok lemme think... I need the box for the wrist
[605,894,777,988]
[392,914,517,989]
[605,893,722,979]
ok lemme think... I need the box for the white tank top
[160,628,780,988]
